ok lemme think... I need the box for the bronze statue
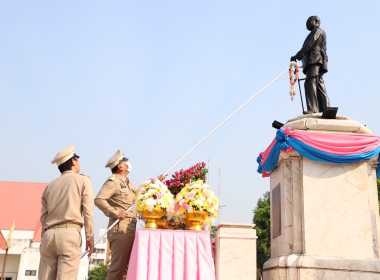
[291,16,330,114]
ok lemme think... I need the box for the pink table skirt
[126,228,216,280]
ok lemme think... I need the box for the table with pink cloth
[126,228,216,280]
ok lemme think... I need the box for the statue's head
[306,16,320,31]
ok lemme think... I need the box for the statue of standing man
[291,16,330,114]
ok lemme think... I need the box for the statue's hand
[290,56,297,62]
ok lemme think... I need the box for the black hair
[111,158,129,174]
[58,156,78,173]
[111,164,119,174]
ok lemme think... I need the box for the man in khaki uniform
[39,145,94,280]
[95,150,137,280]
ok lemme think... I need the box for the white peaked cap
[105,150,127,169]
[51,145,76,166]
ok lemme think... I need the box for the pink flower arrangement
[174,180,219,230]
[164,162,208,196]
[132,177,174,215]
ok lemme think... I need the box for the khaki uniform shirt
[40,170,94,241]
[95,174,136,227]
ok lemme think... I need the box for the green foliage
[253,191,271,276]
[210,225,217,239]
[88,264,108,280]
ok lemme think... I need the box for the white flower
[194,199,204,207]
[147,189,156,195]
[191,183,202,189]
[150,183,159,189]
[144,198,156,211]
[155,198,164,205]
[140,180,150,187]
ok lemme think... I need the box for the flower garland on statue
[132,177,174,219]
[174,180,219,230]
[289,61,300,101]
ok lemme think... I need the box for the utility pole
[217,168,221,224]
[207,159,211,186]
[1,248,8,280]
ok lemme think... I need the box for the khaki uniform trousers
[38,227,82,280]
[107,218,137,280]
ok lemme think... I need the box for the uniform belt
[47,223,82,230]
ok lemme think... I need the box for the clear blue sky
[1,1,379,235]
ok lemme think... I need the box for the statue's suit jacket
[296,27,328,75]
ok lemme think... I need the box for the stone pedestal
[215,223,257,280]
[263,115,380,280]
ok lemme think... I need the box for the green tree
[88,264,108,280]
[211,225,217,239]
[253,191,270,277]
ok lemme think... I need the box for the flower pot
[156,218,170,229]
[142,209,165,229]
[186,210,207,231]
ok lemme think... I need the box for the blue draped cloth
[257,128,380,179]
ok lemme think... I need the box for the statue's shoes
[303,110,315,115]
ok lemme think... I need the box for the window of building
[25,270,37,276]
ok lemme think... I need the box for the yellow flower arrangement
[174,180,219,229]
[132,177,174,218]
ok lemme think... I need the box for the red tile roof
[0,181,47,242]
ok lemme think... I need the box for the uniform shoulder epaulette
[79,173,90,178]
[108,174,116,181]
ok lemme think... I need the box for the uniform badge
[120,183,127,189]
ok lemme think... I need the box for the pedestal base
[215,223,257,280]
[263,255,380,280]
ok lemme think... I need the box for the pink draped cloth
[259,138,276,164]
[126,228,216,280]
[260,128,380,165]
[288,129,380,155]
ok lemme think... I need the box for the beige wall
[215,223,257,280]
[0,254,21,278]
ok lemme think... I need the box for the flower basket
[132,177,174,229]
[156,217,171,229]
[174,180,218,231]
[164,162,208,196]
[186,210,207,231]
[142,209,165,229]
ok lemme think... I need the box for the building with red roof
[0,181,46,239]
[0,181,92,279]
[0,181,46,279]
